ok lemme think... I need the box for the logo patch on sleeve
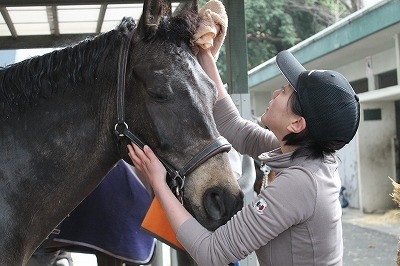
[254,199,267,214]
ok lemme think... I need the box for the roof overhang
[0,0,191,49]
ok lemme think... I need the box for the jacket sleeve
[213,96,279,159]
[176,168,317,265]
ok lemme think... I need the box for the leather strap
[113,29,231,202]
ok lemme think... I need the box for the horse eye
[147,87,171,102]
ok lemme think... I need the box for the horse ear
[137,0,172,40]
[173,0,198,16]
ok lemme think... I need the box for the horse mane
[0,17,135,119]
[0,9,198,120]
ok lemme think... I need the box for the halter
[114,30,231,203]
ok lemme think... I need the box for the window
[364,108,381,121]
[377,69,398,89]
[350,78,368,94]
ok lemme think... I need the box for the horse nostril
[203,190,226,220]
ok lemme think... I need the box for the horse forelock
[147,11,199,45]
[0,18,136,120]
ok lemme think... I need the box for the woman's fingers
[143,145,157,162]
[128,143,156,171]
[133,144,151,167]
[127,144,143,171]
[127,143,167,183]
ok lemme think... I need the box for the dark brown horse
[0,0,243,265]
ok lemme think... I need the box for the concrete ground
[71,207,400,266]
[342,208,400,266]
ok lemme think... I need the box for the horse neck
[0,37,125,264]
[43,39,123,165]
[1,41,119,114]
[0,34,125,195]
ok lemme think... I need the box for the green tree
[244,0,364,70]
[245,0,298,69]
[212,0,365,82]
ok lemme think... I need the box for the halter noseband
[113,29,231,203]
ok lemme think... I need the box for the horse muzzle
[202,186,244,231]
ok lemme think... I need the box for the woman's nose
[272,89,280,99]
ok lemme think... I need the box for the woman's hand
[128,143,192,231]
[127,143,167,189]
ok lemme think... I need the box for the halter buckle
[169,171,185,204]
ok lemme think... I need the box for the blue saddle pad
[54,160,156,264]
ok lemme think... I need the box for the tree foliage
[203,0,365,82]
[244,0,365,70]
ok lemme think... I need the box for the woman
[127,49,360,265]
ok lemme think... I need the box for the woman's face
[261,84,297,138]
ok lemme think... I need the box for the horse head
[0,1,244,264]
[122,0,244,230]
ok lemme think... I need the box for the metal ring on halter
[173,171,185,190]
[114,122,129,137]
[174,186,184,204]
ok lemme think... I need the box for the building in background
[248,0,400,213]
[0,50,16,66]
[1,48,55,66]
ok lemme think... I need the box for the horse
[0,0,244,264]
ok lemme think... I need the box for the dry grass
[350,209,400,224]
[388,176,400,266]
[389,176,400,207]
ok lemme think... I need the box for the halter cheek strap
[114,27,231,203]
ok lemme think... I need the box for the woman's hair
[282,91,347,160]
